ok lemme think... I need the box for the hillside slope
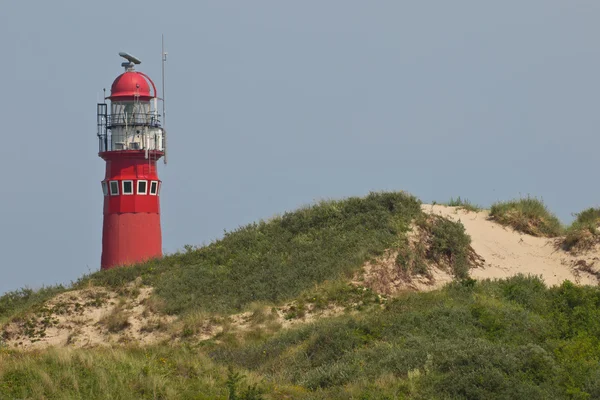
[2,192,600,399]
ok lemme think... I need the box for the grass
[445,196,482,212]
[563,207,600,252]
[489,197,563,237]
[99,305,130,333]
[4,277,600,398]
[0,345,271,399]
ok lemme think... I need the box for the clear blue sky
[1,1,598,295]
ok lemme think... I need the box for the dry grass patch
[247,302,279,325]
[562,208,600,253]
[489,197,563,237]
[139,317,168,334]
[175,311,225,340]
[99,305,130,333]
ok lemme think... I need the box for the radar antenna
[118,52,142,70]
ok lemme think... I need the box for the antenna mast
[162,35,168,165]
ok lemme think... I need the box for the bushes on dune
[210,276,600,399]
[396,215,473,280]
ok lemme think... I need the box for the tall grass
[563,207,600,251]
[445,196,482,212]
[0,345,271,399]
[489,197,563,237]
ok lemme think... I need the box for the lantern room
[97,53,164,153]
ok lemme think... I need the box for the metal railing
[106,113,161,128]
[98,131,165,153]
[97,104,164,153]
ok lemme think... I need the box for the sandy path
[422,205,599,286]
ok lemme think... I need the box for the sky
[1,1,599,295]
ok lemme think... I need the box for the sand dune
[6,204,600,351]
[423,205,600,286]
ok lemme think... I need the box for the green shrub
[394,237,428,277]
[429,217,471,279]
[489,197,563,237]
[412,215,472,279]
[497,274,549,313]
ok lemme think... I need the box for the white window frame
[101,181,108,196]
[150,181,158,196]
[157,182,162,196]
[122,180,134,195]
[109,181,119,196]
[137,180,148,195]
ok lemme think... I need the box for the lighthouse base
[101,213,162,270]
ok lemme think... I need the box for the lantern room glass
[110,101,153,126]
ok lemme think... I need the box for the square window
[109,181,119,195]
[138,180,148,195]
[122,180,134,195]
[101,181,108,196]
[150,181,158,195]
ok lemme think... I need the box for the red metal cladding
[100,150,164,270]
[108,71,153,101]
[101,213,162,269]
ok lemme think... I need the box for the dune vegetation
[563,207,600,252]
[489,197,563,237]
[443,196,482,213]
[2,192,600,399]
[3,276,600,399]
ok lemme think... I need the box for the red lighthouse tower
[97,52,166,270]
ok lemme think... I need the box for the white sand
[422,205,599,286]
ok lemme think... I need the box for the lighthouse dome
[109,71,153,101]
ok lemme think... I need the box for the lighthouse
[96,52,166,270]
